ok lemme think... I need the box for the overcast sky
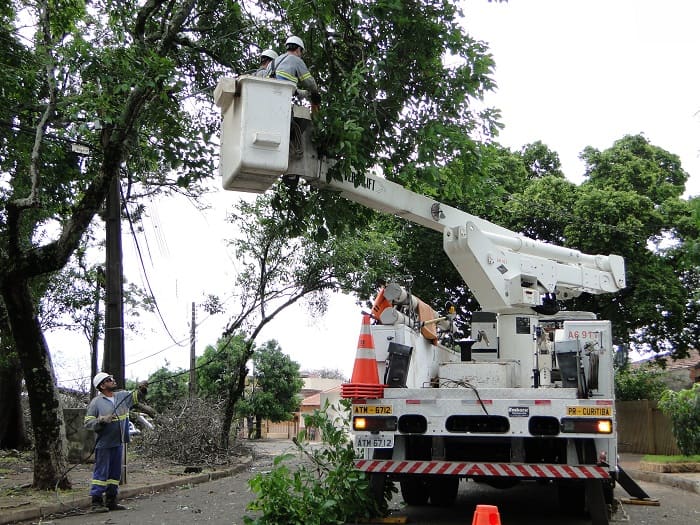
[52,0,700,387]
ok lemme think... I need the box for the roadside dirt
[0,444,252,514]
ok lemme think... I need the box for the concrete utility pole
[90,268,103,398]
[103,176,125,388]
[189,302,197,398]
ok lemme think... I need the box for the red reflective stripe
[534,399,551,405]
[545,465,564,478]
[579,466,595,478]
[562,465,578,477]
[407,462,423,474]
[467,464,484,476]
[354,460,610,479]
[531,465,547,477]
[424,462,438,474]
[501,463,516,476]
[515,464,531,476]
[378,461,393,473]
[448,463,465,475]
[436,462,452,475]
[394,461,408,473]
[486,464,501,476]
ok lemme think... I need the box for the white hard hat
[260,49,278,60]
[93,372,111,389]
[285,35,305,50]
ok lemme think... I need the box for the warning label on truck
[566,406,613,417]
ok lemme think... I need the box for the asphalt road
[389,478,700,524]
[25,440,700,525]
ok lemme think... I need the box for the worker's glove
[137,381,148,396]
[98,414,115,424]
[295,89,309,99]
[309,92,321,105]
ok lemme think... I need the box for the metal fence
[616,400,680,455]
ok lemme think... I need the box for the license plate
[354,433,394,448]
[566,406,613,417]
[352,405,393,415]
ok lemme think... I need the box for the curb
[0,457,253,525]
[623,467,700,495]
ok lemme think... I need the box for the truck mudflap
[355,459,611,479]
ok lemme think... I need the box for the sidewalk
[0,457,253,525]
[618,452,700,496]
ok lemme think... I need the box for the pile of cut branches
[134,398,241,465]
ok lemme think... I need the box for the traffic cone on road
[341,314,384,399]
[471,504,501,525]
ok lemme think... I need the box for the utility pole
[90,268,104,398]
[103,175,125,388]
[189,302,197,398]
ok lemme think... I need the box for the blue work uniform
[84,389,143,499]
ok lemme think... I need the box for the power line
[120,182,183,346]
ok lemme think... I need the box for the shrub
[657,384,700,456]
[615,367,667,401]
[244,400,390,525]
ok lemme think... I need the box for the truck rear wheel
[400,477,430,506]
[428,476,459,507]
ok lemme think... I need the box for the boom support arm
[215,76,626,313]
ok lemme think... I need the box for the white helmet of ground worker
[93,372,111,389]
[285,35,304,51]
[260,49,278,60]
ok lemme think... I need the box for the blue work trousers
[89,445,122,498]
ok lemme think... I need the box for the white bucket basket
[214,76,295,193]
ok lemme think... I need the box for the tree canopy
[237,339,303,437]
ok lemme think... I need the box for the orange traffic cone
[471,504,501,525]
[341,314,385,399]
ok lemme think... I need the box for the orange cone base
[471,504,501,525]
[341,382,386,399]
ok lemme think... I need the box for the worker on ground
[253,48,278,77]
[269,35,321,111]
[84,373,153,513]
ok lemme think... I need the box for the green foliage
[244,401,387,524]
[658,384,700,456]
[262,0,500,241]
[196,335,248,401]
[614,367,667,401]
[237,340,303,424]
[145,365,188,412]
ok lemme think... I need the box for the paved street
[16,440,700,525]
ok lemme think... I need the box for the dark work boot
[90,495,108,513]
[106,496,127,511]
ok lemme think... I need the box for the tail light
[353,416,397,432]
[560,418,613,434]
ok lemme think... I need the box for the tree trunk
[254,414,262,439]
[0,346,28,449]
[1,279,70,489]
[219,342,254,449]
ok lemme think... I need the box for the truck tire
[428,476,459,507]
[400,477,430,506]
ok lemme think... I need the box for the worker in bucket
[253,48,278,77]
[84,373,153,513]
[268,35,321,111]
